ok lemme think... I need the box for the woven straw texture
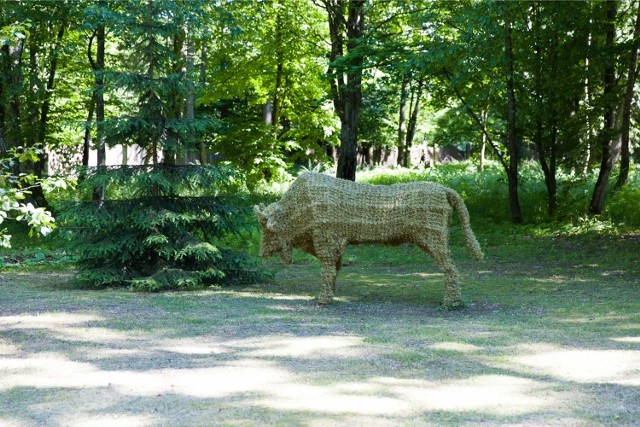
[254,173,483,308]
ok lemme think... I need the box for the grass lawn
[1,225,640,426]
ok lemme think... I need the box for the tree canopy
[2,0,640,224]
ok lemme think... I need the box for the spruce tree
[64,0,256,291]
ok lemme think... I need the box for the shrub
[357,161,638,227]
[606,170,640,227]
[60,164,259,291]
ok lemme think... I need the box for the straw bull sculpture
[253,173,483,309]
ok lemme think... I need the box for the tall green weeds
[357,161,639,230]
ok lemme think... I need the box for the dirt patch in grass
[2,235,640,426]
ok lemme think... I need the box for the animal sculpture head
[253,204,292,264]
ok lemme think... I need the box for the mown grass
[1,164,640,425]
[2,223,640,425]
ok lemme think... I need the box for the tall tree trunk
[479,107,487,171]
[404,79,423,168]
[590,0,618,215]
[0,46,8,154]
[91,11,106,202]
[324,0,364,181]
[28,21,66,208]
[82,97,95,172]
[583,32,592,174]
[0,77,5,153]
[186,30,195,164]
[396,73,409,167]
[504,3,522,223]
[615,1,640,189]
[336,0,364,181]
[325,0,345,123]
[3,42,24,154]
[272,9,285,135]
[199,39,207,165]
[535,117,558,217]
[533,4,558,217]
[336,0,365,181]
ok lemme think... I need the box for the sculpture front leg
[318,262,337,305]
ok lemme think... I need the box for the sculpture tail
[446,189,484,262]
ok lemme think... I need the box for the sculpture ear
[253,205,268,227]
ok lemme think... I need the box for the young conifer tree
[65,0,256,291]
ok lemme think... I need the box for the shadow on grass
[1,234,640,426]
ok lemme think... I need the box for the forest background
[1,0,640,285]
[3,3,640,424]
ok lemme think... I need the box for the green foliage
[430,108,481,149]
[606,169,640,226]
[196,0,335,182]
[49,1,264,291]
[358,72,397,152]
[0,21,30,48]
[3,0,640,233]
[358,161,640,228]
[60,164,259,291]
[0,147,67,247]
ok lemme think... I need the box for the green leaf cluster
[0,147,62,247]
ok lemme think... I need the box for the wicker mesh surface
[254,173,483,308]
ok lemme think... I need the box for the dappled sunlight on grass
[398,272,442,278]
[0,314,559,421]
[0,353,290,398]
[2,228,640,425]
[0,353,113,390]
[258,382,410,415]
[80,348,147,360]
[215,290,315,302]
[259,374,552,416]
[157,340,227,356]
[0,417,29,427]
[2,341,551,419]
[240,335,364,358]
[55,414,156,427]
[515,347,640,385]
[0,338,19,355]
[1,313,102,328]
[388,375,550,415]
[611,336,640,344]
[154,335,364,359]
[558,315,639,325]
[0,313,138,343]
[429,342,484,353]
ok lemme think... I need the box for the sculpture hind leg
[417,239,462,309]
[433,249,462,309]
[334,257,344,292]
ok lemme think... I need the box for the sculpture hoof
[443,300,465,311]
[317,296,333,306]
